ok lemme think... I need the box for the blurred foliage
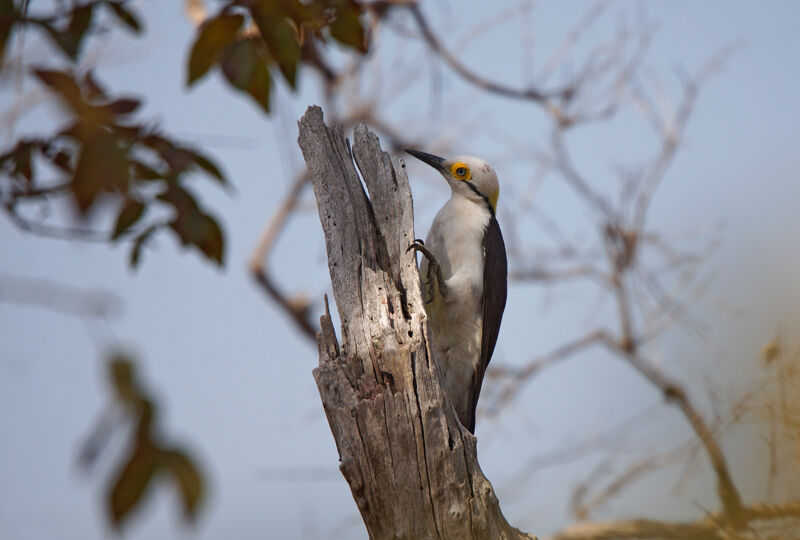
[0,0,373,531]
[186,0,368,112]
[0,0,371,266]
[0,68,227,266]
[80,354,205,528]
[0,0,141,65]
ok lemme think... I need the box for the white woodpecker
[406,150,507,433]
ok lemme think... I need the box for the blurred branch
[408,3,555,103]
[631,45,737,231]
[491,20,746,525]
[497,404,664,502]
[535,1,611,85]
[549,500,800,540]
[570,440,699,520]
[0,271,122,318]
[570,378,763,523]
[551,127,616,219]
[184,0,207,26]
[248,172,317,342]
[600,332,745,522]
[258,466,343,482]
[486,330,608,410]
[2,204,113,242]
[509,263,608,285]
[549,516,724,540]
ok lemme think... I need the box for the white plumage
[422,193,490,425]
[407,151,507,433]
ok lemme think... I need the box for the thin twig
[248,172,317,342]
[409,3,562,103]
[599,332,745,521]
[0,271,123,318]
[549,500,800,540]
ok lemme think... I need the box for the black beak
[405,149,447,174]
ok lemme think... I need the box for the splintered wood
[298,106,533,540]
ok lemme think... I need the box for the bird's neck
[450,186,495,217]
[443,194,492,224]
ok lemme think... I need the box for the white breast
[421,195,491,424]
[425,195,490,283]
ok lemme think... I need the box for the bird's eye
[450,162,471,180]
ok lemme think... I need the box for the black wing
[465,215,507,433]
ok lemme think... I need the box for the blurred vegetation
[0,0,369,268]
[0,0,373,529]
[186,0,367,111]
[1,68,228,265]
[79,354,205,528]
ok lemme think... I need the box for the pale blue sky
[2,1,800,539]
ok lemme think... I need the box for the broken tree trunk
[298,105,534,540]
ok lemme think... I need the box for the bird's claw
[405,238,425,253]
[406,239,437,263]
[407,239,448,300]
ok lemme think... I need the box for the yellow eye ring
[450,162,471,181]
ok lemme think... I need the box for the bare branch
[549,516,725,540]
[2,204,114,242]
[551,126,616,219]
[486,330,608,411]
[0,272,123,318]
[248,172,318,342]
[600,333,745,522]
[510,263,608,285]
[408,3,559,104]
[632,46,737,231]
[549,500,800,540]
[570,439,699,520]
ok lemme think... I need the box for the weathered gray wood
[298,105,534,540]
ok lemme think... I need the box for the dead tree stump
[298,106,533,540]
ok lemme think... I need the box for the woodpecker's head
[406,150,500,214]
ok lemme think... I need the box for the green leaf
[33,69,84,111]
[130,160,162,181]
[8,141,34,183]
[108,354,139,405]
[0,0,15,17]
[329,0,367,53]
[50,150,73,172]
[159,449,205,520]
[129,224,159,268]
[158,185,225,265]
[180,211,224,265]
[43,4,94,60]
[0,0,17,71]
[253,7,300,88]
[71,130,129,213]
[112,199,145,240]
[106,1,142,33]
[107,98,141,116]
[187,13,244,85]
[81,70,107,101]
[188,150,226,184]
[220,38,272,114]
[328,0,367,52]
[141,134,196,174]
[109,446,157,527]
[271,0,313,27]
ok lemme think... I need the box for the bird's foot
[407,239,448,301]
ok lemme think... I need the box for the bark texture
[298,106,533,540]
